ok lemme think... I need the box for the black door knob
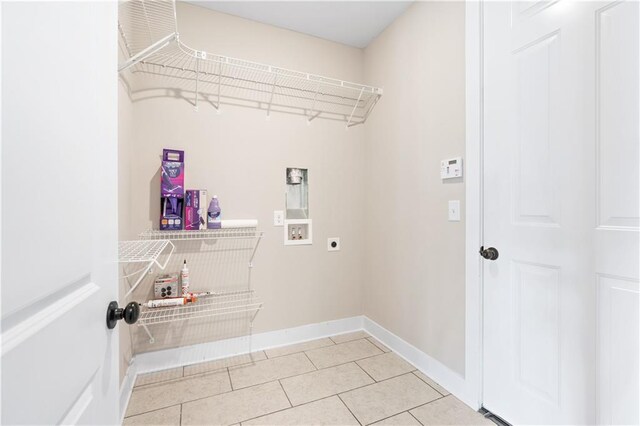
[479,246,499,261]
[106,301,140,329]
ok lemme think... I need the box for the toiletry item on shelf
[185,189,207,230]
[180,260,189,296]
[154,273,179,298]
[161,149,184,197]
[207,195,222,229]
[297,227,303,240]
[160,149,185,230]
[291,228,296,240]
[144,295,197,309]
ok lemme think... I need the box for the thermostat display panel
[441,157,463,179]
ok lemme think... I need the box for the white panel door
[482,1,639,425]
[1,2,119,424]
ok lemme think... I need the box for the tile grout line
[411,371,447,397]
[277,379,294,408]
[134,337,375,390]
[238,393,350,424]
[126,369,426,420]
[301,350,319,370]
[125,335,453,421]
[408,409,425,425]
[265,338,337,359]
[227,367,234,391]
[336,393,363,426]
[369,410,418,426]
[362,396,448,426]
[353,360,378,383]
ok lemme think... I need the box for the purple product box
[160,197,184,230]
[160,149,185,230]
[185,189,208,230]
[161,149,184,198]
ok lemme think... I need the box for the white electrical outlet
[273,210,284,226]
[328,237,340,251]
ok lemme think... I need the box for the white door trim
[464,0,484,411]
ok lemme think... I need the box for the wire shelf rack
[138,290,263,343]
[140,228,263,241]
[118,0,382,127]
[119,240,175,297]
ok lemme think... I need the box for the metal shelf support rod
[346,87,365,128]
[118,32,176,72]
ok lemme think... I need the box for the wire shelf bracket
[118,0,383,126]
[118,240,175,298]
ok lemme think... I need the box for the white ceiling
[183,1,413,48]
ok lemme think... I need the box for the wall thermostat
[441,157,463,179]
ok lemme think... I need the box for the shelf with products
[137,290,263,343]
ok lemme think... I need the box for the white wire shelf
[137,290,263,343]
[119,240,175,297]
[118,0,382,127]
[140,228,263,241]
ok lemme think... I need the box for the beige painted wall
[120,3,366,354]
[363,2,467,375]
[118,1,467,379]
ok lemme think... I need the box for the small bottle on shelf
[180,260,189,295]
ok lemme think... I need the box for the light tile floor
[124,332,492,425]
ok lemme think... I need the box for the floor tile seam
[406,394,449,415]
[410,371,447,397]
[235,393,346,425]
[304,348,388,371]
[302,350,319,370]
[277,379,294,408]
[227,367,234,391]
[353,359,378,383]
[336,371,423,397]
[368,410,419,426]
[264,340,337,360]
[135,337,374,387]
[129,364,420,418]
[361,395,448,426]
[336,393,364,426]
[407,410,424,426]
[277,354,388,387]
[263,336,368,361]
[134,368,229,390]
[124,402,183,420]
[183,358,263,378]
[230,365,317,391]
[130,378,287,416]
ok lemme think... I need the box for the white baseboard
[119,314,477,422]
[119,316,364,421]
[362,317,479,410]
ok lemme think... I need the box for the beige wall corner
[363,1,467,375]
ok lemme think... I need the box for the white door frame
[464,0,484,411]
